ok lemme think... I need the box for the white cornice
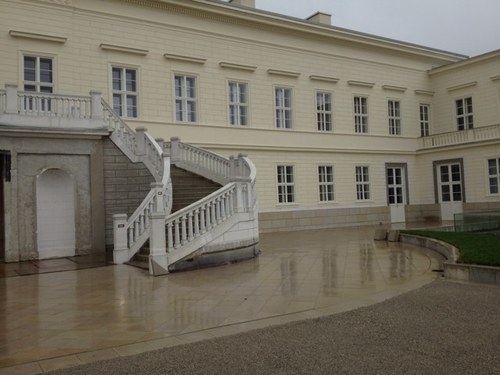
[309,75,340,83]
[382,85,407,92]
[447,82,477,92]
[267,69,300,78]
[429,50,500,75]
[219,62,257,71]
[347,80,375,88]
[414,90,435,96]
[164,53,206,64]
[121,0,465,64]
[9,30,67,43]
[100,43,149,55]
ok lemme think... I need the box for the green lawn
[402,230,500,267]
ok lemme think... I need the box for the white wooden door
[36,169,76,259]
[437,163,463,221]
[387,167,406,223]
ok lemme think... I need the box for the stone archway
[36,168,76,259]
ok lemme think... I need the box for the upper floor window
[318,165,334,202]
[388,100,401,135]
[420,104,430,137]
[228,81,248,126]
[456,97,473,130]
[355,166,370,200]
[175,75,197,122]
[316,92,332,131]
[488,158,500,194]
[112,67,137,118]
[275,87,292,129]
[354,96,368,133]
[23,56,53,93]
[277,165,294,203]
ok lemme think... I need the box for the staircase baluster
[167,222,174,252]
[194,209,200,237]
[220,195,226,221]
[201,206,207,233]
[187,212,194,241]
[174,219,181,248]
[181,216,187,245]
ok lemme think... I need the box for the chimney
[306,12,332,26]
[229,0,255,8]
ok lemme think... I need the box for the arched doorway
[36,169,76,259]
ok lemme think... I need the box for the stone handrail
[167,137,231,185]
[418,123,500,149]
[166,183,237,256]
[18,91,92,118]
[113,157,172,260]
[161,139,257,266]
[102,100,163,181]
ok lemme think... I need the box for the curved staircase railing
[162,138,258,266]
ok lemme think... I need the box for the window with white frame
[354,96,368,133]
[318,165,334,202]
[420,104,430,137]
[277,165,294,203]
[456,97,473,130]
[24,56,53,93]
[488,158,500,194]
[316,91,332,131]
[23,55,53,111]
[388,100,401,135]
[228,81,248,126]
[275,87,292,129]
[355,166,370,200]
[175,75,197,122]
[112,67,138,118]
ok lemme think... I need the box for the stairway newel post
[170,137,181,163]
[148,182,169,276]
[135,127,147,156]
[113,214,129,264]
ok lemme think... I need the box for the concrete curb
[399,233,500,285]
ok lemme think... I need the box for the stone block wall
[405,204,441,223]
[103,139,154,246]
[259,206,390,233]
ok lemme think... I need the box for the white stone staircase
[0,85,259,275]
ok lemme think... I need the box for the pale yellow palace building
[0,0,499,269]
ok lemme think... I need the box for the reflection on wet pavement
[0,226,443,372]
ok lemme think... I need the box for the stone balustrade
[0,84,104,128]
[418,123,500,150]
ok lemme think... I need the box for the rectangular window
[354,96,368,133]
[316,92,332,131]
[175,75,197,122]
[112,67,138,118]
[420,104,430,137]
[23,55,53,111]
[488,158,500,194]
[277,165,294,203]
[318,165,334,202]
[456,97,473,130]
[355,166,370,200]
[388,100,401,135]
[275,87,292,129]
[228,81,248,126]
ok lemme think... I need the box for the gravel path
[48,280,500,375]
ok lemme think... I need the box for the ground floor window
[488,158,500,194]
[318,165,334,202]
[277,165,294,203]
[356,166,370,200]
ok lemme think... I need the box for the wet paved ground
[0,226,444,374]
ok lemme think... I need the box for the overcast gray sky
[255,0,500,57]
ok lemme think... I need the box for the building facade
[0,0,499,262]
